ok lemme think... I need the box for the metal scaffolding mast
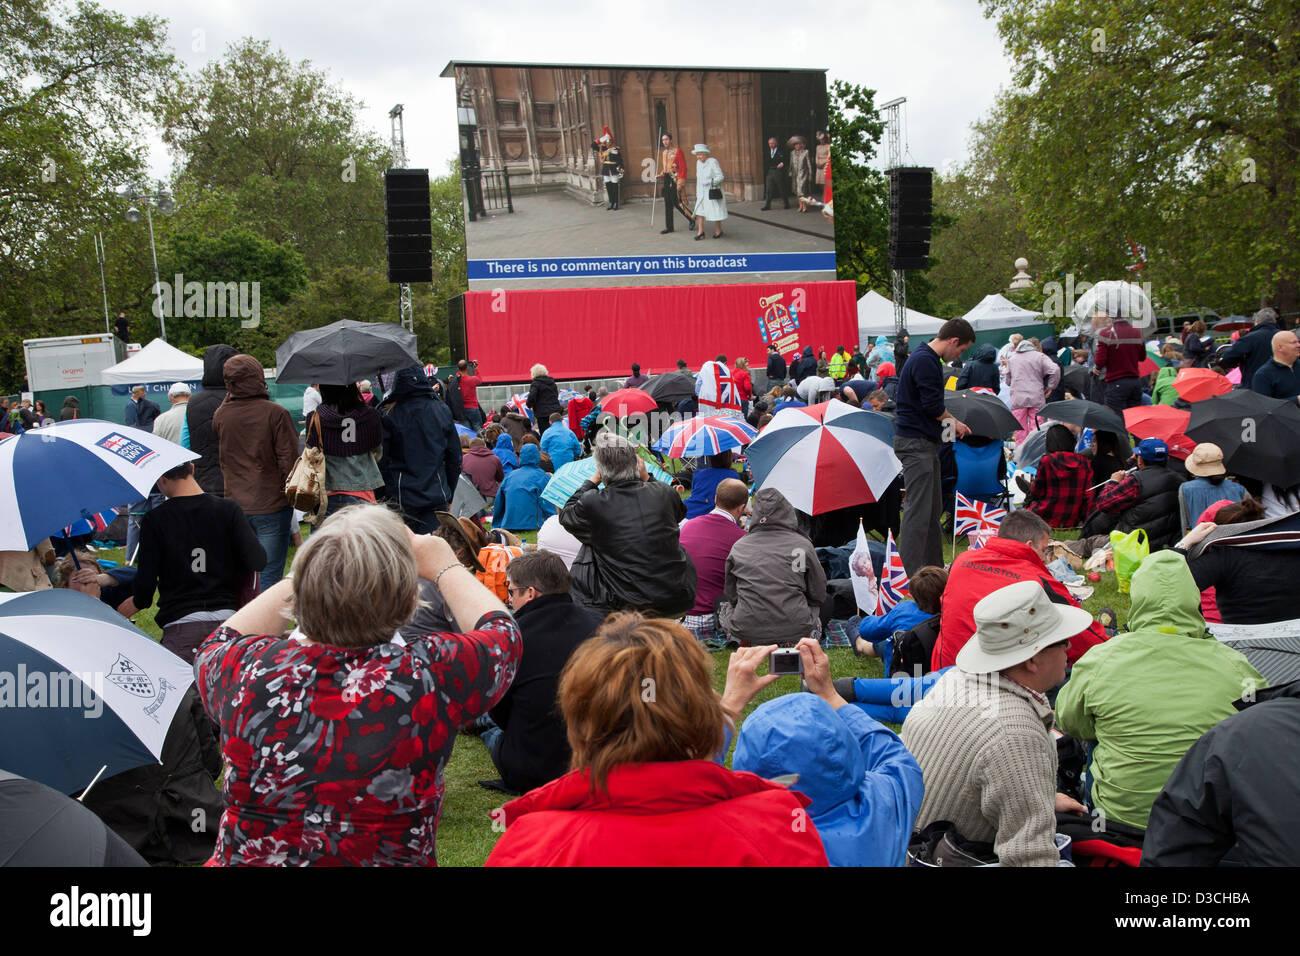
[880,96,907,338]
[390,104,414,333]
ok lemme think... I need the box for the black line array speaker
[888,167,933,271]
[384,168,433,283]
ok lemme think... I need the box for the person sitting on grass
[492,442,554,534]
[854,565,946,671]
[484,613,829,866]
[194,505,521,866]
[1055,550,1265,836]
[1017,424,1094,528]
[539,412,582,469]
[732,638,924,867]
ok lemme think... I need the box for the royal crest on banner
[756,292,801,358]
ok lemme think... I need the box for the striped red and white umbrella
[652,415,758,458]
[745,399,901,515]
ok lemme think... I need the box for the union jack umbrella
[877,531,910,614]
[652,415,758,458]
[506,393,533,421]
[745,399,900,515]
[57,507,119,540]
[558,389,584,405]
[0,420,197,551]
[954,492,1007,536]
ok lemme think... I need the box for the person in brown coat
[212,354,299,592]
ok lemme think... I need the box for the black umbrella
[276,320,420,385]
[0,770,146,866]
[1062,365,1093,398]
[644,371,696,405]
[1039,399,1127,435]
[944,389,1019,440]
[1185,390,1300,486]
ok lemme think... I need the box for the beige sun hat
[956,580,1094,675]
[1185,442,1227,477]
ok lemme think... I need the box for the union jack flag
[955,492,1007,536]
[506,393,533,421]
[967,529,996,551]
[61,507,119,539]
[697,361,742,416]
[877,531,910,613]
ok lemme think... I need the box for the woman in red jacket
[733,357,755,416]
[485,613,829,866]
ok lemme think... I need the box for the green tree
[981,0,1300,315]
[161,38,391,280]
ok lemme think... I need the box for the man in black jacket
[380,366,462,534]
[1144,680,1300,867]
[765,344,787,386]
[560,432,696,617]
[761,137,790,210]
[186,344,239,495]
[475,550,605,793]
[1220,307,1281,384]
[1080,438,1185,550]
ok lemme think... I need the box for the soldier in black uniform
[592,125,625,210]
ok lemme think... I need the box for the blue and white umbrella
[0,419,198,551]
[558,389,584,405]
[454,423,476,438]
[541,454,675,511]
[0,589,196,794]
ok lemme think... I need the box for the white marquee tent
[100,338,204,386]
[856,290,945,342]
[961,293,1044,330]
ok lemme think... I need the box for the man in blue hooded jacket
[379,366,462,534]
[493,443,555,532]
[733,638,924,866]
[539,412,582,469]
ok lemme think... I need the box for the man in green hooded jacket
[1055,550,1265,831]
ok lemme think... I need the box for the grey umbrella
[0,770,146,866]
[944,389,1019,440]
[1039,399,1127,435]
[276,320,420,385]
[645,371,697,405]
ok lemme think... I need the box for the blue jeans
[479,717,505,773]
[849,668,949,723]
[464,408,484,430]
[248,506,293,592]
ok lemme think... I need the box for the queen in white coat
[691,144,727,240]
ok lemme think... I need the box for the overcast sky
[107,0,1013,180]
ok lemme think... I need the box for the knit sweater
[900,668,1060,866]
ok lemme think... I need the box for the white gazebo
[962,293,1043,331]
[100,338,204,385]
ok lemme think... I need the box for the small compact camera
[769,647,803,676]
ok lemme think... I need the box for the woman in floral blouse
[195,504,521,866]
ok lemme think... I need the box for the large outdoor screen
[448,62,836,290]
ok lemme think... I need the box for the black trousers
[763,169,789,205]
[662,177,694,231]
[1103,376,1143,413]
[604,180,620,208]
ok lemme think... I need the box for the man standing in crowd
[471,551,605,794]
[380,366,462,535]
[212,354,298,591]
[1250,330,1300,400]
[933,509,1106,671]
[766,344,787,386]
[187,344,238,495]
[625,363,649,389]
[560,432,696,617]
[124,385,161,432]
[1093,306,1147,413]
[903,580,1089,866]
[894,318,974,575]
[1222,307,1282,385]
[658,133,695,234]
[761,136,789,210]
[679,478,749,648]
[124,461,266,662]
[152,382,191,445]
[458,359,483,429]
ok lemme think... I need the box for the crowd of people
[10,294,1300,869]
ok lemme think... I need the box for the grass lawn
[98,522,1131,867]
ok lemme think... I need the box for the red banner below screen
[464,279,859,382]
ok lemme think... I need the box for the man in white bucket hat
[901,579,1092,866]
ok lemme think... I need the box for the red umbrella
[599,387,657,418]
[1124,406,1195,460]
[1137,357,1161,377]
[1172,367,1231,403]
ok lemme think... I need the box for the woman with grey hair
[526,362,562,436]
[559,433,697,616]
[193,504,522,866]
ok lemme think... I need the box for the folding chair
[953,440,1012,513]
